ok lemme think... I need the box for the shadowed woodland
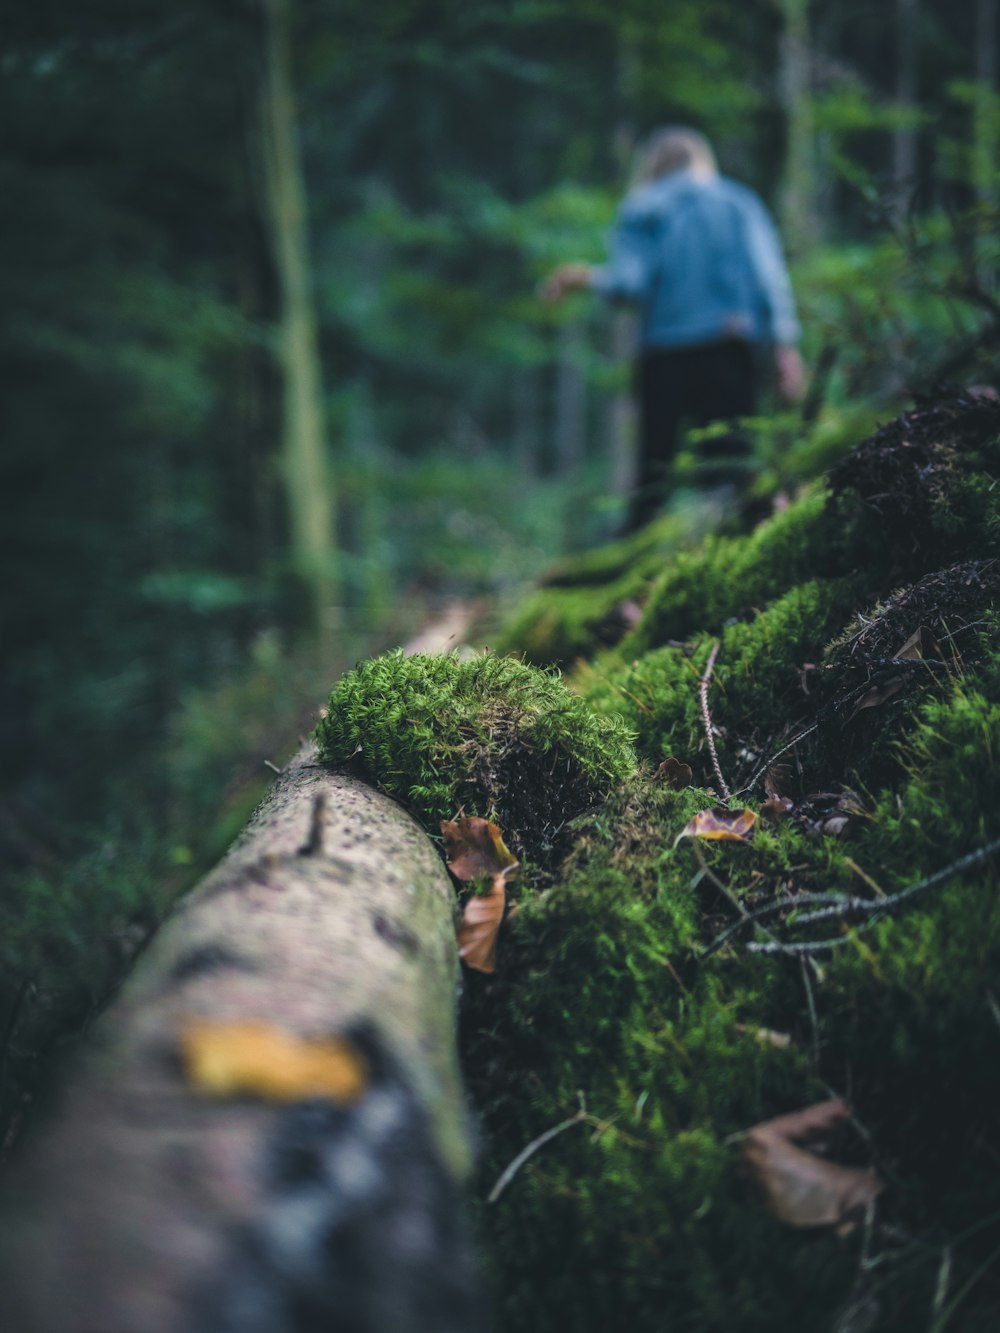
[2,2,1000,1330]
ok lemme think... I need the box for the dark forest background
[1,0,998,1141]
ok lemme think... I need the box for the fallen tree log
[0,746,479,1333]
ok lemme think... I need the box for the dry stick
[700,640,730,802]
[734,723,818,799]
[693,850,824,984]
[704,835,1000,956]
[744,836,1000,957]
[487,1110,589,1203]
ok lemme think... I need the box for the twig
[735,723,818,798]
[745,836,1000,957]
[487,1111,588,1203]
[298,793,327,856]
[264,759,284,775]
[707,836,1000,957]
[699,640,730,802]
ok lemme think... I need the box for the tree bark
[257,0,339,638]
[778,0,818,255]
[0,748,478,1333]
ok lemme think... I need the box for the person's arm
[540,195,655,306]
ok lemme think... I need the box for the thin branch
[744,837,1000,957]
[487,1111,587,1203]
[699,640,730,801]
[735,723,818,798]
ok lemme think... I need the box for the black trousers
[627,338,758,532]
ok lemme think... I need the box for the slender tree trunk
[778,0,818,255]
[892,0,919,223]
[554,320,587,478]
[607,312,637,504]
[258,0,338,636]
[512,368,541,483]
[608,44,638,508]
[0,750,477,1333]
[974,0,998,206]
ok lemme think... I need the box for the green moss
[491,508,715,666]
[622,488,859,656]
[581,576,862,779]
[459,397,1000,1331]
[315,649,636,861]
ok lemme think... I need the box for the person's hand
[538,262,594,303]
[775,344,806,403]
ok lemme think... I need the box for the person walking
[542,126,805,532]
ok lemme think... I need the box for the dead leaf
[734,1024,792,1049]
[675,806,758,847]
[441,813,518,885]
[894,625,942,661]
[761,796,795,822]
[655,757,693,790]
[847,675,907,719]
[764,763,793,800]
[181,1020,367,1103]
[743,1098,882,1229]
[457,877,507,973]
[442,814,519,974]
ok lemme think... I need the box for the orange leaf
[674,806,758,847]
[655,757,693,790]
[442,814,518,974]
[457,877,507,974]
[181,1019,367,1104]
[743,1098,882,1229]
[441,814,518,885]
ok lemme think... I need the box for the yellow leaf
[441,813,518,884]
[674,806,758,847]
[181,1019,367,1103]
[442,814,518,973]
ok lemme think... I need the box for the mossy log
[0,746,479,1333]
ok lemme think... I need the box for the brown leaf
[764,763,793,800]
[457,877,507,974]
[734,1024,792,1049]
[441,814,518,885]
[675,806,758,847]
[655,757,693,790]
[443,814,518,974]
[743,1098,882,1229]
[761,796,795,822]
[894,625,942,661]
[847,676,907,719]
[181,1020,368,1103]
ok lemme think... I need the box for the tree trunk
[778,0,818,255]
[0,748,478,1333]
[258,0,339,638]
[892,0,919,223]
[974,0,998,206]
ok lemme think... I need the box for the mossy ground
[318,391,1000,1332]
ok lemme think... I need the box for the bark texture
[0,748,478,1333]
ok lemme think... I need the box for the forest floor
[316,386,1000,1333]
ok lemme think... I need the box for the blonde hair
[636,126,717,183]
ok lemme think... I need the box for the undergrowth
[316,389,1000,1332]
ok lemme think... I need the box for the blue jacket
[590,169,801,350]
